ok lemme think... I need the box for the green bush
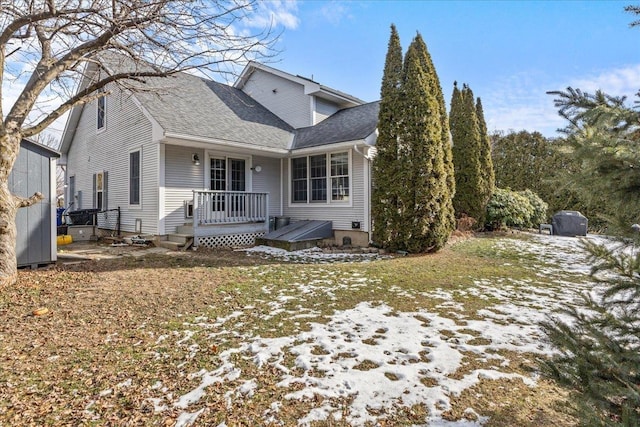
[520,189,548,226]
[486,188,547,230]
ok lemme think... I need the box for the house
[59,57,379,249]
[11,139,60,268]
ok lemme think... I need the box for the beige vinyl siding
[65,84,158,234]
[283,149,367,231]
[251,155,282,218]
[164,145,205,233]
[241,69,311,129]
[314,98,340,124]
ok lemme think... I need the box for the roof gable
[235,61,365,108]
[60,55,295,154]
[133,72,294,149]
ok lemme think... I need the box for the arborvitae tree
[492,130,551,192]
[475,97,495,205]
[394,35,453,252]
[411,33,456,232]
[372,24,404,248]
[450,83,485,224]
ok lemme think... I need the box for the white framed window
[330,152,349,202]
[290,151,350,205]
[129,149,141,206]
[93,171,107,210]
[97,87,106,131]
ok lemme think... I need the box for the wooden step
[156,240,183,251]
[156,234,194,251]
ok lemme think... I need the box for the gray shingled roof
[292,102,380,150]
[69,53,378,153]
[132,72,294,150]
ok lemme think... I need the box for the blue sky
[262,0,639,137]
[4,1,638,139]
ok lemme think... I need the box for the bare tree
[0,0,281,286]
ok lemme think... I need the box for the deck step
[157,233,194,251]
[156,240,183,251]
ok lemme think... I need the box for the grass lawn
[0,233,589,426]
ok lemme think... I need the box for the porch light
[192,153,200,166]
[251,165,262,173]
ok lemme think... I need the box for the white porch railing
[192,190,269,225]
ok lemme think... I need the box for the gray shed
[10,139,60,268]
[552,210,588,237]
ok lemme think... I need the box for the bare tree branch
[15,192,44,208]
[2,0,280,134]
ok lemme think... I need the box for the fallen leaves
[31,307,49,316]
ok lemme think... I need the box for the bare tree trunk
[0,133,43,288]
[0,180,19,288]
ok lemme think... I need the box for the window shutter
[103,171,108,210]
[92,173,96,208]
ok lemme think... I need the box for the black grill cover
[552,211,588,237]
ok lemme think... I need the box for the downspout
[280,158,284,216]
[353,144,373,244]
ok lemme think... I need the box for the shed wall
[12,142,57,267]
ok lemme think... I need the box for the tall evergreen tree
[411,33,456,232]
[372,24,404,248]
[475,97,495,207]
[450,83,485,224]
[394,35,454,252]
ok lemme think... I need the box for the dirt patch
[2,244,275,426]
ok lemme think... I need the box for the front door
[210,157,246,217]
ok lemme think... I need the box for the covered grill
[552,210,588,237]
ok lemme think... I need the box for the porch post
[265,193,270,233]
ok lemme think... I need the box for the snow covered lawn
[5,233,602,426]
[153,234,599,426]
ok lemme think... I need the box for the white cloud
[482,64,640,137]
[320,1,352,26]
[482,71,565,137]
[244,0,300,30]
[570,64,640,98]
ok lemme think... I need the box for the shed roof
[21,138,61,158]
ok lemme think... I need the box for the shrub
[485,188,547,230]
[520,189,548,226]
